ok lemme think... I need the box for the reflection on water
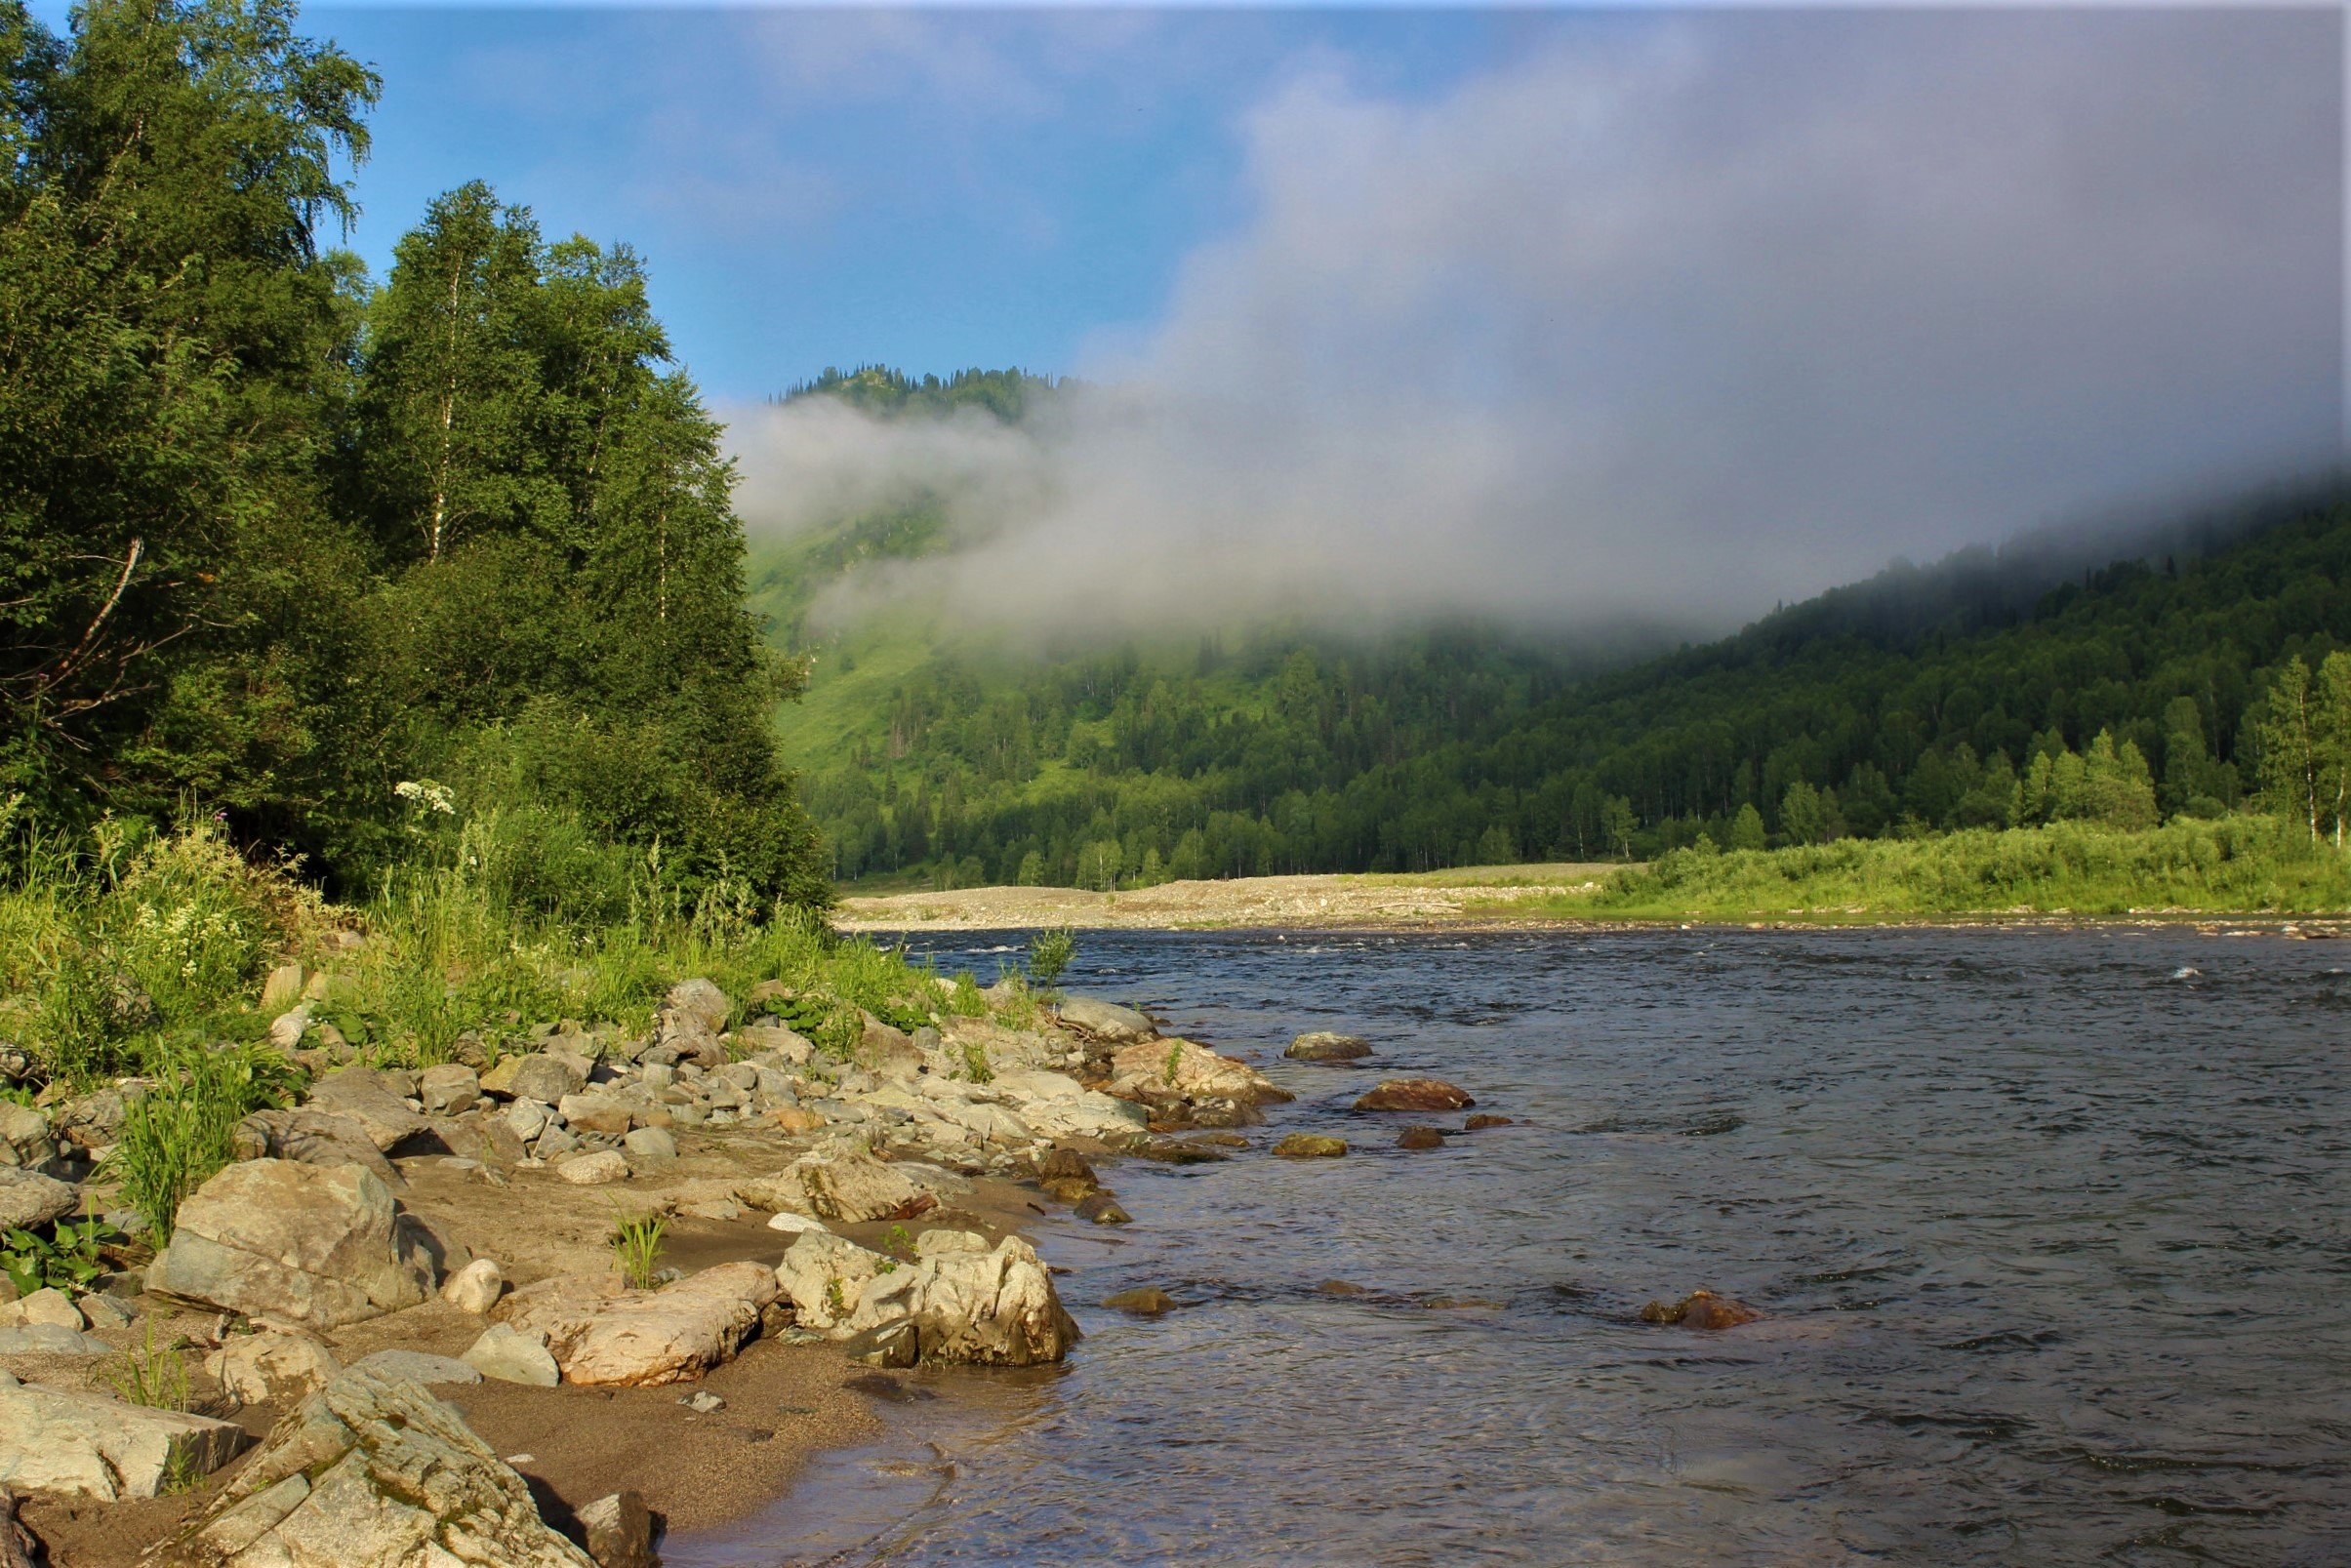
[675,928,2351,1566]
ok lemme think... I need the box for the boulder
[304,1068,429,1153]
[577,1491,659,1568]
[558,1094,634,1138]
[1074,1192,1131,1225]
[733,1024,812,1065]
[1109,1038,1291,1108]
[494,1262,778,1387]
[0,1381,248,1502]
[748,1150,925,1225]
[1057,996,1156,1044]
[620,1127,676,1164]
[348,1349,480,1387]
[442,1259,507,1315]
[663,978,730,1034]
[772,1230,1076,1366]
[1353,1078,1476,1112]
[555,1151,630,1186]
[8,1288,82,1329]
[1284,1031,1372,1061]
[156,1364,595,1566]
[990,1069,1150,1142]
[1274,1133,1348,1158]
[1397,1126,1446,1149]
[147,1159,437,1328]
[439,1108,529,1168]
[1640,1289,1762,1330]
[0,1168,76,1230]
[205,1332,341,1406]
[0,1106,55,1170]
[480,1054,584,1106]
[266,1004,311,1051]
[1463,1113,1514,1131]
[231,1107,401,1186]
[462,1325,559,1387]
[419,1065,482,1116]
[259,964,306,1013]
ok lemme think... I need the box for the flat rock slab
[0,1381,249,1502]
[462,1325,559,1387]
[494,1261,779,1387]
[0,1324,110,1355]
[349,1349,481,1386]
[146,1159,436,1329]
[160,1365,594,1566]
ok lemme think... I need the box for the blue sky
[260,7,1581,401]
[25,3,2336,624]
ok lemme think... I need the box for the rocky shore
[0,964,1532,1567]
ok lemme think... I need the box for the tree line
[779,488,2351,889]
[2,0,827,912]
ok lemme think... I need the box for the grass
[0,803,1035,1243]
[1479,817,2351,922]
[105,1320,191,1412]
[608,1210,669,1290]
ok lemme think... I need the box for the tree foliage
[2,0,826,911]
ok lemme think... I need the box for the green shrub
[2,1210,121,1298]
[1027,926,1075,987]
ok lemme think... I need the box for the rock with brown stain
[1353,1079,1476,1112]
[1639,1289,1761,1329]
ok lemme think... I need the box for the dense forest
[753,374,2349,890]
[1,0,827,912]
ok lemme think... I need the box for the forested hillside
[2,0,826,911]
[752,372,2347,890]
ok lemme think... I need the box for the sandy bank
[835,865,1620,932]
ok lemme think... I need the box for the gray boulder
[147,1159,437,1328]
[231,1107,401,1186]
[1057,996,1156,1044]
[480,1054,585,1106]
[304,1068,429,1153]
[156,1365,594,1566]
[1284,1030,1373,1061]
[0,1105,54,1169]
[461,1324,559,1387]
[419,1065,482,1116]
[0,1324,108,1355]
[0,1167,76,1230]
[0,1378,248,1502]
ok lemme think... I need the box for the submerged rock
[147,1159,437,1329]
[1284,1031,1372,1062]
[1639,1289,1762,1329]
[1463,1113,1514,1131]
[1074,1192,1131,1226]
[1274,1133,1348,1159]
[1104,1287,1177,1316]
[1353,1078,1476,1112]
[1397,1126,1446,1150]
[154,1365,594,1566]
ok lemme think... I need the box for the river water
[670,927,2350,1566]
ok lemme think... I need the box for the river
[669,926,2350,1566]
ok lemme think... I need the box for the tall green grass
[1492,817,2351,921]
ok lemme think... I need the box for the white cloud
[727,10,2340,634]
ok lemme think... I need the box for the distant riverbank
[837,821,2351,931]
